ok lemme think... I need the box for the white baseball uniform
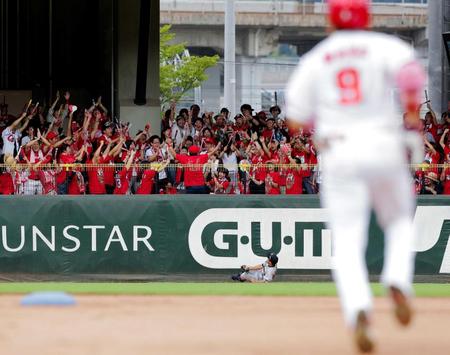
[240,260,277,282]
[286,30,418,327]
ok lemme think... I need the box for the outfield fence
[0,195,449,281]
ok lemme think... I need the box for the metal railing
[0,162,446,196]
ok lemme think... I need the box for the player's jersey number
[337,68,362,105]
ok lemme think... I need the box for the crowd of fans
[415,105,450,195]
[0,92,449,195]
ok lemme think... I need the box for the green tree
[160,24,219,108]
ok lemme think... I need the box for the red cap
[46,131,58,140]
[328,0,370,30]
[188,145,201,154]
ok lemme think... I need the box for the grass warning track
[0,282,449,297]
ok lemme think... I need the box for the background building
[1,0,449,131]
[161,0,430,114]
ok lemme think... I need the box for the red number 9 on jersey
[337,68,362,105]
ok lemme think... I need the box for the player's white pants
[240,270,264,282]
[321,146,416,327]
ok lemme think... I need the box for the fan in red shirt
[88,139,124,195]
[136,169,156,194]
[424,137,440,175]
[209,168,234,194]
[102,138,126,194]
[285,157,304,195]
[103,154,116,194]
[277,143,293,191]
[0,170,14,195]
[232,114,250,133]
[87,141,106,194]
[114,150,136,195]
[39,168,58,195]
[291,137,317,194]
[265,161,281,195]
[40,130,70,155]
[246,141,268,194]
[440,128,450,162]
[201,127,215,144]
[265,139,280,162]
[304,143,318,193]
[290,137,309,163]
[167,138,220,194]
[423,103,439,143]
[56,144,85,195]
[261,117,276,142]
[63,143,89,196]
[136,160,169,194]
[68,171,86,195]
[96,118,114,145]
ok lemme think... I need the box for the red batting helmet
[328,0,370,30]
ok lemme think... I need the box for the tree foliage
[160,25,219,108]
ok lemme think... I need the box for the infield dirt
[0,295,448,354]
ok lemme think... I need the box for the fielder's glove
[240,265,250,272]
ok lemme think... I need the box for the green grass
[0,282,449,297]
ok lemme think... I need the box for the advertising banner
[0,196,449,278]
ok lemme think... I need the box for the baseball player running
[286,0,425,352]
[231,253,278,283]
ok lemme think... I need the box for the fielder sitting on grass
[231,253,278,283]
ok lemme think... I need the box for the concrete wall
[0,90,32,116]
[160,0,427,28]
[118,0,160,134]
